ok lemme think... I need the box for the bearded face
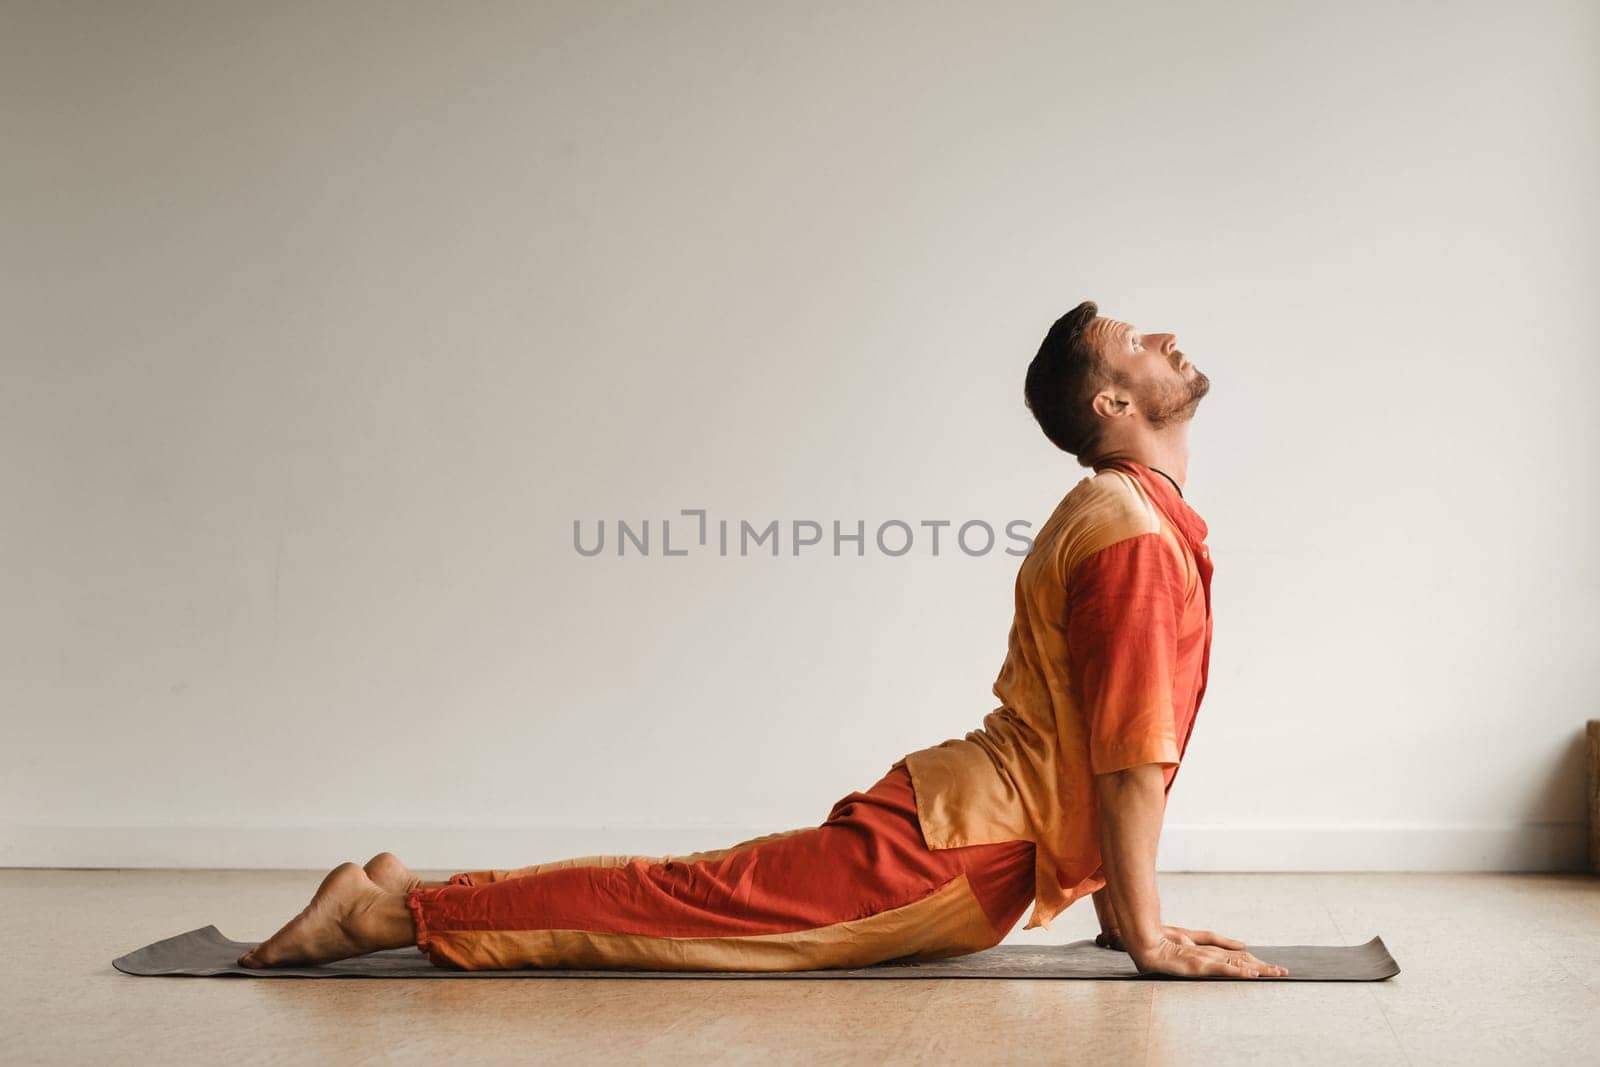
[1084,316,1211,430]
[1141,360,1211,429]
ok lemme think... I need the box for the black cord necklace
[1149,466,1184,498]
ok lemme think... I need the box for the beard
[1143,365,1211,430]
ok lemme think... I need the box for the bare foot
[363,851,425,895]
[237,861,415,968]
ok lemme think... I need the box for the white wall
[3,0,1596,871]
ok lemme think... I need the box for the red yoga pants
[404,759,1037,971]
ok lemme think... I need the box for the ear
[1090,387,1133,421]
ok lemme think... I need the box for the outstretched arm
[1066,533,1185,953]
[1093,763,1167,953]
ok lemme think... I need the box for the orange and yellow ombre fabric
[902,457,1215,932]
[404,762,1037,971]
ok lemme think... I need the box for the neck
[1093,427,1192,491]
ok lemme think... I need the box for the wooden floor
[3,869,1598,1064]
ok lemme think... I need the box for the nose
[1152,333,1178,355]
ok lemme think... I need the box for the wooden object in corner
[1589,720,1599,874]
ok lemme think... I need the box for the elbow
[1093,762,1168,788]
[1093,762,1170,806]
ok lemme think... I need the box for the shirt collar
[1092,456,1209,549]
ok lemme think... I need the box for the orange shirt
[901,457,1214,931]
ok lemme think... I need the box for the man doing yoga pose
[240,301,1290,979]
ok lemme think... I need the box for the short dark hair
[1023,300,1128,466]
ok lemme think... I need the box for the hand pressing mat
[114,926,1399,981]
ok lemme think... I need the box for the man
[240,301,1289,980]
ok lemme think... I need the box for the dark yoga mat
[114,926,1400,981]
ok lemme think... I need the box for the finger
[1193,930,1246,950]
[1200,953,1258,978]
[1222,952,1272,978]
[1241,951,1286,974]
[1235,952,1290,977]
[1179,945,1251,979]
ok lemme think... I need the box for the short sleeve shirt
[900,458,1214,931]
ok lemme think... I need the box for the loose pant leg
[438,827,814,887]
[404,760,1038,971]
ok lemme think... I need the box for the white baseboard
[1153,820,1589,872]
[0,819,1588,871]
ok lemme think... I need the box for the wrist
[1120,918,1164,952]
